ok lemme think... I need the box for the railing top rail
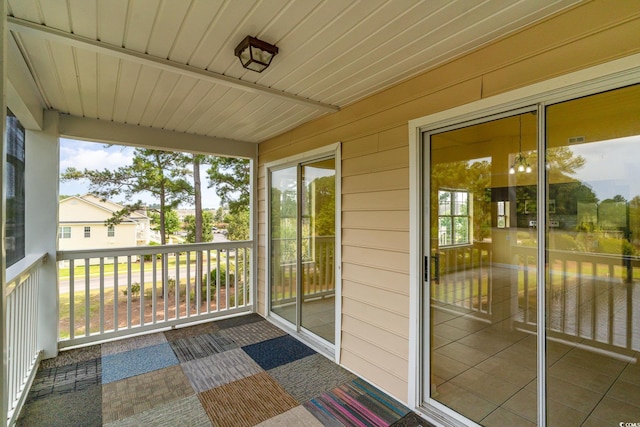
[5,252,48,297]
[57,240,253,260]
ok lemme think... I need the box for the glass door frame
[407,61,640,426]
[421,105,544,426]
[265,143,342,361]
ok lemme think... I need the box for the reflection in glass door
[545,84,640,425]
[426,111,539,424]
[270,158,336,344]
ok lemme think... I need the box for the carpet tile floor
[17,314,433,427]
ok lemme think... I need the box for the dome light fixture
[234,36,279,73]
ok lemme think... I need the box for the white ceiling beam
[59,115,257,159]
[8,16,339,114]
[7,32,45,130]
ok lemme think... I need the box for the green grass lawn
[58,254,224,279]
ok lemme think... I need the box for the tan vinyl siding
[257,1,640,403]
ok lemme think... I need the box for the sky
[59,138,222,209]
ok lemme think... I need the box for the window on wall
[84,226,91,238]
[5,109,26,267]
[107,225,115,237]
[438,189,470,246]
[58,226,71,239]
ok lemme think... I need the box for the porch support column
[1,0,8,423]
[26,110,59,359]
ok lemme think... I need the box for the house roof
[7,0,581,149]
[59,194,149,223]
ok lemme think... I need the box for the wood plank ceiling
[7,0,581,146]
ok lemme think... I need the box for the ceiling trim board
[59,114,257,159]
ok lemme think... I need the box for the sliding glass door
[270,157,336,344]
[426,110,539,424]
[423,83,640,425]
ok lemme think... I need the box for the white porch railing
[57,241,252,348]
[5,253,47,426]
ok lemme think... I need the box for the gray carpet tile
[102,365,194,423]
[219,319,287,346]
[101,331,167,356]
[268,353,357,403]
[181,348,263,392]
[104,395,212,427]
[163,322,220,342]
[255,405,324,427]
[39,345,101,368]
[17,384,102,427]
[170,332,237,362]
[27,358,101,402]
[213,313,264,330]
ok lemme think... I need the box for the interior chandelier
[509,115,531,174]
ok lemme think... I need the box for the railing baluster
[127,256,132,329]
[114,257,119,332]
[85,258,91,336]
[175,252,180,319]
[100,258,105,334]
[186,251,191,317]
[152,255,157,324]
[70,258,75,340]
[140,255,145,326]
[234,249,239,308]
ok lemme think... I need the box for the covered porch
[3,1,640,427]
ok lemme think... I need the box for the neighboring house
[58,194,150,251]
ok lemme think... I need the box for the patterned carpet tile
[163,322,220,342]
[40,345,101,369]
[219,319,287,346]
[181,348,263,392]
[198,372,298,427]
[268,353,357,403]
[104,395,211,427]
[101,331,167,356]
[242,335,317,370]
[170,332,237,362]
[304,378,411,427]
[255,405,324,427]
[213,313,264,330]
[102,365,194,423]
[27,358,101,402]
[17,384,102,427]
[102,342,178,384]
[390,412,435,427]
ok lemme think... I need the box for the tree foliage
[206,157,250,215]
[185,211,214,243]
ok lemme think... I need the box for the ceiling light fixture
[509,115,532,175]
[234,36,279,73]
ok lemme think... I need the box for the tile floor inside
[17,313,431,427]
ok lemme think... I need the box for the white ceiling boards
[7,0,580,145]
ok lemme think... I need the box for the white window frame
[83,226,91,238]
[107,225,115,237]
[58,226,71,239]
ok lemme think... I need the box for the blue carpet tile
[102,342,178,383]
[242,334,317,370]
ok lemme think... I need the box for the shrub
[122,282,141,298]
[203,265,235,290]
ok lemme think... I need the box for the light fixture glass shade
[509,166,516,175]
[234,36,279,73]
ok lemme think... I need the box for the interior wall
[257,0,640,402]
